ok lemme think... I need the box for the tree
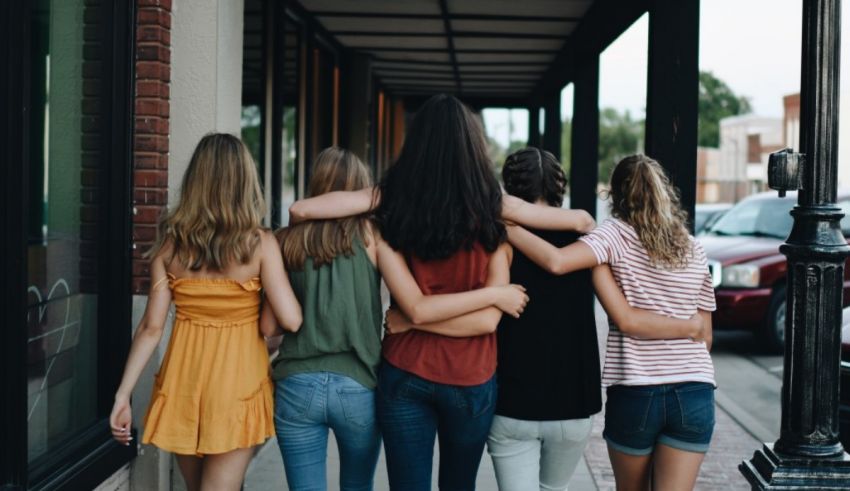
[698,70,752,147]
[598,108,643,184]
[561,118,572,177]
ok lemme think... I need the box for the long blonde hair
[280,147,373,270]
[147,133,265,270]
[609,154,692,269]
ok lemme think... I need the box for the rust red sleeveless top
[382,241,497,386]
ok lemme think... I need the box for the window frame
[1,0,137,489]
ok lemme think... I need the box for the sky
[483,0,847,150]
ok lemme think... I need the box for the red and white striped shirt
[579,218,717,387]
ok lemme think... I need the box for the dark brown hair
[501,147,566,207]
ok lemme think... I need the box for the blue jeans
[603,382,715,455]
[376,362,497,491]
[274,372,381,491]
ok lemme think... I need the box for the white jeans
[486,415,593,491]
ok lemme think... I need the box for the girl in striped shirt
[507,154,716,491]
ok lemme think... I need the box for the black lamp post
[739,0,850,488]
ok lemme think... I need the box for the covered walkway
[241,0,700,226]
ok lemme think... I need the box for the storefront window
[26,0,99,465]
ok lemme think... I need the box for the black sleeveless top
[496,228,602,420]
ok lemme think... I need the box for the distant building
[698,115,783,204]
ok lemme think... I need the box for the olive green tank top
[272,239,383,388]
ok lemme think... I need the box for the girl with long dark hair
[286,95,594,489]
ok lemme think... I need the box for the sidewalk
[244,402,758,490]
[244,302,762,490]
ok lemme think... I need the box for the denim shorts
[603,382,715,455]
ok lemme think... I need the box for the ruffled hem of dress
[141,378,274,456]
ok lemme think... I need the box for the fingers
[110,424,133,446]
[510,284,527,292]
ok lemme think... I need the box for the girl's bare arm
[507,224,599,275]
[385,243,516,337]
[501,194,595,232]
[592,265,703,340]
[259,231,302,334]
[288,187,379,224]
[376,236,526,325]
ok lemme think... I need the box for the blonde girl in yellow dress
[108,133,303,490]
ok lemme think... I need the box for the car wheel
[763,284,787,354]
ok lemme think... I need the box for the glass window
[707,197,795,239]
[26,0,99,464]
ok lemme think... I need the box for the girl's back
[580,218,716,387]
[383,242,496,386]
[274,232,383,388]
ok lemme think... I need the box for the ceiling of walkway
[299,0,595,98]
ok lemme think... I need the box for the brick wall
[132,0,171,294]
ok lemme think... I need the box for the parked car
[700,191,850,353]
[694,203,732,235]
[840,307,850,450]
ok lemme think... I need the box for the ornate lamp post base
[740,444,850,490]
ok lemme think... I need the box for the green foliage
[561,118,572,177]
[241,105,262,167]
[487,137,527,171]
[698,70,752,148]
[598,108,644,184]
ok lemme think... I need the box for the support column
[644,0,699,229]
[740,0,850,487]
[528,106,541,148]
[168,0,244,205]
[542,93,561,161]
[269,0,284,228]
[570,57,599,218]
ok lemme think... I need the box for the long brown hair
[280,147,373,270]
[147,133,265,270]
[609,154,692,269]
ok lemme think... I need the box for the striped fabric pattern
[580,219,717,387]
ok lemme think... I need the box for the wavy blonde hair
[279,147,373,270]
[609,154,692,269]
[147,133,265,270]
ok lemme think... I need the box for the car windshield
[706,197,794,239]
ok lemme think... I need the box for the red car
[699,191,850,353]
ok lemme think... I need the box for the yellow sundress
[141,274,274,456]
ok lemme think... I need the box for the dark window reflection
[26,0,99,464]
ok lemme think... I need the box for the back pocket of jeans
[605,387,653,435]
[457,379,496,419]
[338,387,376,430]
[280,376,317,421]
[674,384,715,432]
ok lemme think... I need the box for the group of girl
[109,94,717,491]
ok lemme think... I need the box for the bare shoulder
[259,228,279,252]
[152,239,176,273]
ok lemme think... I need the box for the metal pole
[740,0,850,487]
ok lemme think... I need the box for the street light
[739,0,850,488]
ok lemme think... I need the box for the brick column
[133,0,171,294]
